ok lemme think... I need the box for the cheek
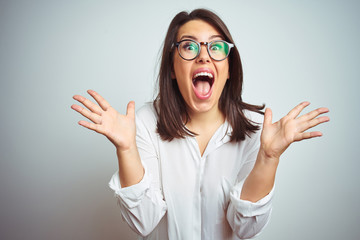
[172,56,182,79]
[217,62,230,81]
[173,63,186,91]
[173,58,191,83]
[224,60,230,79]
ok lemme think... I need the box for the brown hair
[154,8,264,142]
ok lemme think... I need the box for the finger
[78,120,103,134]
[298,116,330,133]
[71,104,102,124]
[263,108,272,126]
[126,101,135,119]
[87,90,111,111]
[298,107,329,121]
[287,101,310,119]
[73,94,103,115]
[294,131,322,142]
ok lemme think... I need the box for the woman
[71,9,329,240]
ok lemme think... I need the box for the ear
[227,71,230,80]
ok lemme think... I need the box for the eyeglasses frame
[175,39,234,61]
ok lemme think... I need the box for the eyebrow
[179,34,224,41]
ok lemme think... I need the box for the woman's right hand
[71,90,136,152]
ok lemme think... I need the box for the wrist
[241,148,278,202]
[115,144,144,188]
[116,143,138,158]
[257,146,280,167]
[115,139,136,152]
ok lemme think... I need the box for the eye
[210,43,223,51]
[182,41,198,52]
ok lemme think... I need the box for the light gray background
[0,0,359,239]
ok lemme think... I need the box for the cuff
[229,181,274,217]
[108,168,150,209]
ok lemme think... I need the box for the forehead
[177,20,222,41]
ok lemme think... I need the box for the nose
[195,42,211,63]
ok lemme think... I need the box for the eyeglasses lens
[178,40,230,61]
[179,41,199,60]
[209,41,229,61]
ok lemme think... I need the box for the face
[173,20,230,116]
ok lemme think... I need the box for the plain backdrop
[1,0,359,239]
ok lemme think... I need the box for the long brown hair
[154,8,264,142]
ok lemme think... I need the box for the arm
[241,102,330,202]
[226,124,273,239]
[227,102,329,239]
[72,90,166,236]
[109,111,168,237]
[71,90,144,187]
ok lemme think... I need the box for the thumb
[263,108,272,127]
[126,101,135,119]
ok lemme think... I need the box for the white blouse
[109,103,274,240]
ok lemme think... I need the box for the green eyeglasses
[175,39,234,61]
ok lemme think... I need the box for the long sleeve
[108,106,274,239]
[226,114,273,239]
[108,107,167,237]
[226,180,273,239]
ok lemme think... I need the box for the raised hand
[71,90,136,151]
[241,102,329,202]
[260,102,330,160]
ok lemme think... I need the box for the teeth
[193,72,213,79]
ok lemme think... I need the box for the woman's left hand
[260,102,330,160]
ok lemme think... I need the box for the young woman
[71,9,329,240]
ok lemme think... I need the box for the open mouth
[192,71,214,99]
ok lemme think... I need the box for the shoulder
[240,109,263,150]
[135,102,158,130]
[136,102,157,119]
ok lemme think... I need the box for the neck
[186,105,225,131]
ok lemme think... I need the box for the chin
[188,98,218,114]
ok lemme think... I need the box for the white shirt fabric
[109,103,274,240]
